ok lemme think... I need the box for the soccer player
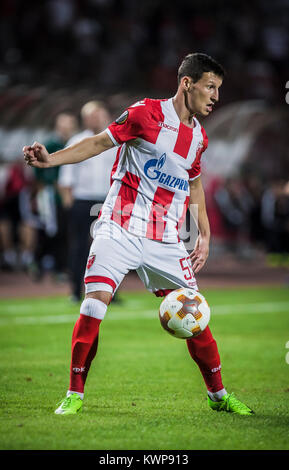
[23,53,254,416]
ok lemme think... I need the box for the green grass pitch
[0,286,289,450]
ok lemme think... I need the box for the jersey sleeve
[106,100,149,145]
[187,127,208,181]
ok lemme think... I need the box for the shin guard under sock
[69,299,107,394]
[186,326,224,393]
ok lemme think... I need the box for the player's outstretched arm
[188,176,211,273]
[23,131,114,169]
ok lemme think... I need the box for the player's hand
[189,235,209,273]
[23,142,50,168]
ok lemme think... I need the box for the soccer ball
[159,288,210,339]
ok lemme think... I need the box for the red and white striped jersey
[100,97,208,243]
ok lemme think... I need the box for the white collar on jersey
[168,97,201,131]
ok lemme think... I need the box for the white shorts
[84,220,198,297]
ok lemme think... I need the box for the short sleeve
[106,100,149,145]
[187,127,208,181]
[58,164,75,187]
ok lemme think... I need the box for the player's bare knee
[85,290,112,305]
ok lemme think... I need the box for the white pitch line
[0,301,288,326]
[211,301,289,315]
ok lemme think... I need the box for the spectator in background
[58,101,116,302]
[261,179,289,266]
[214,177,255,257]
[0,159,34,270]
[30,112,78,280]
[243,174,264,247]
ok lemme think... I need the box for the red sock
[186,326,224,393]
[69,314,101,394]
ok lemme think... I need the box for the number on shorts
[179,257,193,280]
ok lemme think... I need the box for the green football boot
[55,393,83,415]
[208,392,254,415]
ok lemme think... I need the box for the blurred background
[0,0,289,299]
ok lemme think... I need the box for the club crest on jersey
[144,153,188,192]
[115,110,129,125]
[86,254,95,270]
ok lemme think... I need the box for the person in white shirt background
[58,101,116,302]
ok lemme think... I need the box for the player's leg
[137,238,225,394]
[139,238,253,415]
[68,290,111,399]
[55,221,142,415]
[55,289,111,415]
[186,325,225,399]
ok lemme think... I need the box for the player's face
[186,72,223,117]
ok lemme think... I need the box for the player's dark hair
[177,53,225,84]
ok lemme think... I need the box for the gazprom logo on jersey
[144,153,188,191]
